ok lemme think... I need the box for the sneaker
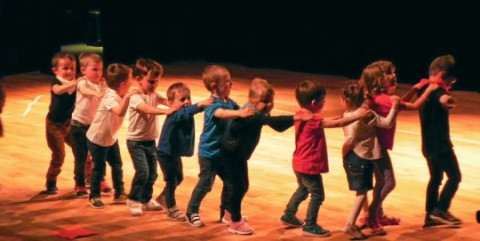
[423,215,448,228]
[228,219,254,235]
[302,224,330,237]
[368,216,387,236]
[89,197,104,209]
[113,193,127,204]
[167,206,186,221]
[429,209,457,225]
[186,212,204,227]
[143,199,162,211]
[378,214,401,226]
[155,193,167,210]
[127,199,143,216]
[221,209,248,225]
[40,181,58,195]
[343,224,367,240]
[281,214,304,228]
[445,211,462,225]
[101,181,112,193]
[74,186,89,198]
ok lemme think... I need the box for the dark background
[1,0,479,91]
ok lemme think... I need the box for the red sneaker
[378,214,401,226]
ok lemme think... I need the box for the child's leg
[217,158,233,219]
[126,140,151,202]
[302,174,325,226]
[87,140,108,199]
[45,119,68,186]
[377,150,396,215]
[70,124,89,187]
[187,156,217,214]
[106,141,125,197]
[228,158,249,222]
[347,192,367,225]
[157,152,181,208]
[142,141,158,203]
[435,149,461,213]
[284,172,309,218]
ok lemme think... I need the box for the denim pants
[157,151,184,208]
[87,139,124,199]
[424,149,462,214]
[70,121,89,187]
[45,118,72,183]
[187,156,232,215]
[127,140,158,203]
[284,172,325,226]
[225,155,249,222]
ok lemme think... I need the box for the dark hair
[166,82,190,101]
[133,58,163,79]
[295,80,326,108]
[429,55,456,78]
[341,81,365,109]
[105,63,130,89]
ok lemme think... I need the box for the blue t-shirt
[198,96,239,159]
[157,104,203,157]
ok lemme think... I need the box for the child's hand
[440,95,456,109]
[358,107,374,121]
[125,88,140,98]
[166,101,184,114]
[96,90,106,98]
[413,79,431,90]
[198,97,214,108]
[294,111,313,121]
[239,107,255,118]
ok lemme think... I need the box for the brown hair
[202,65,231,91]
[341,81,365,109]
[166,82,190,101]
[105,63,130,89]
[358,63,385,98]
[51,51,76,68]
[78,52,103,68]
[133,58,164,79]
[248,78,274,103]
[429,55,456,78]
[295,80,326,108]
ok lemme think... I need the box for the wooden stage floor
[1,62,479,240]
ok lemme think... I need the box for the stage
[0,62,479,240]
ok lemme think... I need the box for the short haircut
[295,80,326,108]
[78,52,103,68]
[105,63,130,89]
[358,63,385,98]
[202,65,231,91]
[429,55,456,78]
[341,81,365,109]
[133,58,163,79]
[166,82,190,101]
[248,78,274,103]
[51,51,76,68]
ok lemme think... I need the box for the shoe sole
[302,231,331,237]
[89,204,104,209]
[167,216,186,222]
[282,221,303,228]
[428,215,456,225]
[187,222,204,228]
[228,227,254,235]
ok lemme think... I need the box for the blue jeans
[126,140,158,203]
[157,152,183,208]
[187,156,232,215]
[70,121,89,187]
[87,140,124,199]
[284,172,325,226]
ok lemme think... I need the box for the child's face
[383,67,397,94]
[216,73,232,97]
[170,90,191,107]
[81,61,103,83]
[53,58,76,80]
[137,72,159,93]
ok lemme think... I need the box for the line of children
[125,58,182,216]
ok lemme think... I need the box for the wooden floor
[1,62,479,241]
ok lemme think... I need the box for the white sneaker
[143,199,162,211]
[127,199,143,216]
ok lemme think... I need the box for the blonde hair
[78,52,103,68]
[51,51,75,68]
[202,65,231,91]
[248,78,274,103]
[133,58,163,79]
[105,63,130,89]
[166,82,190,101]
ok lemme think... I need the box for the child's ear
[209,82,217,90]
[51,67,57,74]
[310,99,317,107]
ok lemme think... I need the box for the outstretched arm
[322,108,371,128]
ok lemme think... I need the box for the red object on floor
[52,225,98,240]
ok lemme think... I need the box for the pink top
[372,93,399,150]
[292,110,329,175]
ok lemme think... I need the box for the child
[86,63,138,209]
[340,81,400,239]
[42,51,78,194]
[70,53,108,198]
[125,58,182,216]
[156,82,213,221]
[185,64,254,227]
[281,80,369,237]
[417,55,462,227]
[222,78,311,235]
[357,60,437,232]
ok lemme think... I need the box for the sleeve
[375,107,397,129]
[170,104,203,122]
[129,94,144,110]
[265,115,294,132]
[104,92,120,111]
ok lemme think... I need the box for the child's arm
[156,94,170,107]
[110,89,140,117]
[170,98,214,122]
[402,83,438,110]
[402,79,430,102]
[52,79,79,95]
[214,108,254,119]
[321,108,371,128]
[77,80,105,98]
[375,96,400,128]
[137,101,183,116]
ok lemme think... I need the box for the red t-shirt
[292,110,329,174]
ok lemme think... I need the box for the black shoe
[281,215,304,227]
[445,211,462,225]
[423,216,447,228]
[429,209,457,225]
[476,210,480,223]
[40,181,58,194]
[302,224,330,237]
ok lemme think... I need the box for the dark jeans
[225,155,249,222]
[187,156,232,215]
[424,149,462,214]
[157,152,184,208]
[70,121,89,187]
[284,172,325,226]
[87,139,124,199]
[127,140,158,203]
[45,118,72,183]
